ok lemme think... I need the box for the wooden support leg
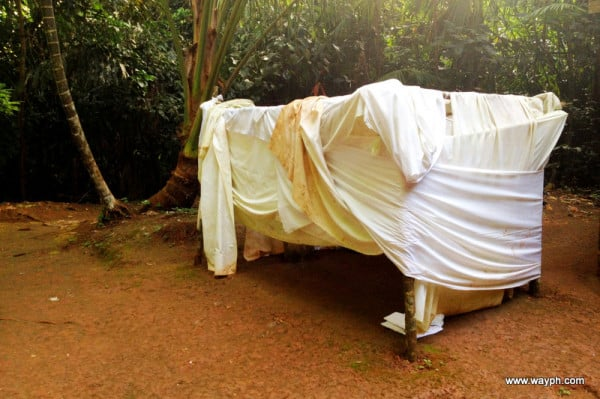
[283,243,312,263]
[529,278,541,297]
[502,288,514,303]
[402,275,417,362]
[193,225,205,266]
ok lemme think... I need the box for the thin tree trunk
[370,0,384,80]
[594,41,600,102]
[16,0,27,199]
[41,0,128,219]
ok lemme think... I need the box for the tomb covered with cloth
[196,79,567,333]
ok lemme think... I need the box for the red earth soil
[0,190,598,398]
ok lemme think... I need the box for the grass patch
[350,360,369,372]
[83,237,122,267]
[558,387,571,396]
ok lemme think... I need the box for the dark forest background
[1,0,598,203]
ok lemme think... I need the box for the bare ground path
[0,192,598,398]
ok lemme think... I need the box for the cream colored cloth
[197,80,567,331]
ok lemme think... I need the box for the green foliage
[0,84,19,173]
[488,1,595,98]
[546,100,600,189]
[181,0,252,158]
[227,0,599,189]
[418,358,434,370]
[0,0,182,201]
[224,0,383,104]
[59,2,183,197]
[380,0,599,189]
[558,386,571,396]
[0,83,19,116]
[0,0,598,201]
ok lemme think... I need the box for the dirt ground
[0,191,598,399]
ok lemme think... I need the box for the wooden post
[194,224,205,266]
[529,278,541,297]
[283,243,312,262]
[402,275,417,362]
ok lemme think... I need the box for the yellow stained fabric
[197,80,567,331]
[269,97,380,254]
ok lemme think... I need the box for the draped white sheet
[197,79,567,330]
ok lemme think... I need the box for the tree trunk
[41,0,128,219]
[146,152,199,209]
[594,40,600,102]
[16,0,27,199]
[147,0,295,209]
[146,0,218,209]
[370,0,384,80]
[402,275,417,362]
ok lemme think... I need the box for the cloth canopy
[197,79,567,331]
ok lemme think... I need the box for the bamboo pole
[402,275,417,362]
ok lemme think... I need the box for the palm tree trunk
[16,0,28,199]
[145,0,219,209]
[41,0,128,218]
[146,0,297,209]
[146,152,199,208]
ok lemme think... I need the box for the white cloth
[197,79,567,330]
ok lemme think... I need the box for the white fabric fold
[197,79,567,329]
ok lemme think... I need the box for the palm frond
[527,3,586,21]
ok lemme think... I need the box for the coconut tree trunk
[147,152,200,208]
[16,0,28,199]
[41,0,128,219]
[146,0,298,209]
[145,0,219,209]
